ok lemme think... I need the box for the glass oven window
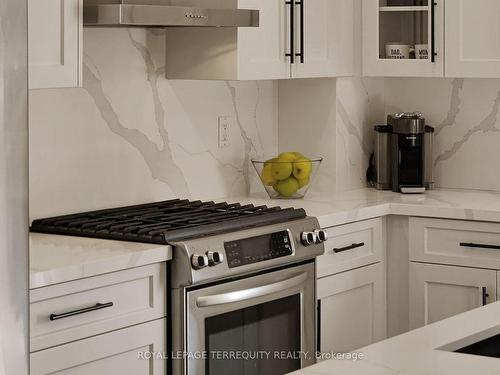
[205,295,301,375]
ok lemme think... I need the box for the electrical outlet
[218,116,230,148]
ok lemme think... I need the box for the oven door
[185,262,315,375]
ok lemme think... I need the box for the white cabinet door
[362,0,444,77]
[28,0,82,89]
[238,0,291,80]
[445,0,500,77]
[292,0,354,78]
[410,263,497,329]
[31,319,166,375]
[317,262,387,354]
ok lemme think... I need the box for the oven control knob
[301,231,317,247]
[191,254,209,270]
[206,251,224,266]
[314,229,328,244]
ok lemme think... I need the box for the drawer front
[409,217,500,269]
[30,263,166,352]
[317,218,384,278]
[31,318,166,375]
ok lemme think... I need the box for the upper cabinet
[166,0,354,80]
[237,0,291,80]
[445,0,500,78]
[362,0,444,77]
[28,0,82,89]
[291,0,354,79]
[241,0,354,79]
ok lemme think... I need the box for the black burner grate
[30,199,307,244]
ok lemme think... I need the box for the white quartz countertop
[232,188,500,228]
[289,301,500,375]
[30,233,172,289]
[30,188,500,289]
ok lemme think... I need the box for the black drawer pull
[482,287,490,306]
[49,302,114,321]
[333,242,365,254]
[460,242,500,250]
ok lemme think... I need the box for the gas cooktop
[30,199,307,244]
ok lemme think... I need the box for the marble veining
[30,28,277,220]
[83,50,191,197]
[384,77,500,191]
[226,81,255,195]
[336,77,385,192]
[434,78,464,136]
[435,86,500,166]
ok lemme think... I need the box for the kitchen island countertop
[289,300,500,375]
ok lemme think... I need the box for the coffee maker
[370,113,434,194]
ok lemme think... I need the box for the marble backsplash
[30,28,278,220]
[278,77,385,193]
[384,78,500,191]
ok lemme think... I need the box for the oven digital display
[224,231,293,268]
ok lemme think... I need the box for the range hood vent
[83,0,259,28]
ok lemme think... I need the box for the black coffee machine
[369,113,434,194]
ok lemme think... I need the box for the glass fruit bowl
[252,153,322,199]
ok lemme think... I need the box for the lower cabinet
[317,262,387,354]
[409,262,497,329]
[30,318,166,375]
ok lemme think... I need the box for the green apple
[277,152,299,162]
[261,163,277,187]
[297,176,310,188]
[275,177,300,197]
[271,157,293,181]
[291,152,305,159]
[293,157,312,180]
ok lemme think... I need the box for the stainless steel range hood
[83,0,259,27]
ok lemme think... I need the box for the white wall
[0,0,29,374]
[30,28,278,220]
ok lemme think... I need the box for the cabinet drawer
[409,217,500,269]
[30,263,166,352]
[317,218,384,278]
[31,318,166,375]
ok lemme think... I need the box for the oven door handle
[196,272,308,308]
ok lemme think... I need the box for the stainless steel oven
[175,262,316,375]
[29,194,326,375]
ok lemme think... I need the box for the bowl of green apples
[252,153,322,199]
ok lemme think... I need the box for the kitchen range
[31,199,327,374]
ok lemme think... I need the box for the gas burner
[30,199,307,243]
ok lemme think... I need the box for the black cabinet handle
[285,0,295,64]
[333,242,365,254]
[482,287,489,306]
[49,302,114,321]
[431,1,437,63]
[460,242,500,250]
[295,0,305,63]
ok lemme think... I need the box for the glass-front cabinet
[363,0,444,77]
